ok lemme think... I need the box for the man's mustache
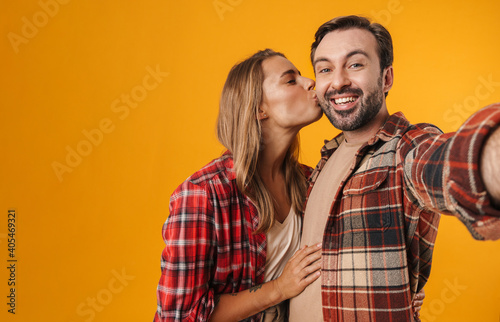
[325,87,363,100]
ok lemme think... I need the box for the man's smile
[332,95,358,105]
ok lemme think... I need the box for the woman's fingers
[415,289,425,300]
[413,300,423,308]
[291,244,322,267]
[294,245,322,283]
[276,243,323,299]
[298,259,322,282]
[412,289,425,311]
[301,268,321,286]
[289,243,322,262]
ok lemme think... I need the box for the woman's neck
[257,127,296,180]
[256,127,297,223]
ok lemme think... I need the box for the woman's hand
[209,243,322,322]
[274,243,322,300]
[412,288,425,321]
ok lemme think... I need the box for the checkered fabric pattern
[307,104,500,321]
[155,152,311,321]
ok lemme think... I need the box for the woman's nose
[301,77,315,90]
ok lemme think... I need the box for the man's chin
[333,106,357,117]
[325,111,363,132]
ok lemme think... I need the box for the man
[289,15,500,321]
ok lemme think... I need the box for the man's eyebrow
[313,57,329,67]
[280,69,300,78]
[313,50,370,67]
[346,50,369,59]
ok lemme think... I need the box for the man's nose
[330,69,351,91]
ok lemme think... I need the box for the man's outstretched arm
[400,103,500,240]
[481,126,500,208]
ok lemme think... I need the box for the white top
[262,208,301,322]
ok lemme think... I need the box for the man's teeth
[334,97,357,104]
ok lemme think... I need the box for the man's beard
[319,76,384,132]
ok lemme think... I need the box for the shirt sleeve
[155,180,217,321]
[400,103,500,241]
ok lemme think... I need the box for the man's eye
[318,68,331,73]
[287,79,296,84]
[350,63,362,68]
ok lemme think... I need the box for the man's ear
[382,65,394,93]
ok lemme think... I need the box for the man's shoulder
[381,112,443,139]
[300,163,314,176]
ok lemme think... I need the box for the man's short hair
[311,15,393,73]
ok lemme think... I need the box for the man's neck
[343,106,390,144]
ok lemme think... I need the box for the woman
[155,49,322,321]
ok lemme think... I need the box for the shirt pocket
[342,167,393,230]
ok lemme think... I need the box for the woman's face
[260,56,322,131]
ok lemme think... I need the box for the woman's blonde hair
[217,49,308,233]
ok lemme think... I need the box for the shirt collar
[221,150,237,181]
[320,111,410,157]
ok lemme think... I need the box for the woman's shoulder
[175,151,236,192]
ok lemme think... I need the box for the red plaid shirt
[307,104,500,321]
[155,152,311,321]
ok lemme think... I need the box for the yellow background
[1,0,500,321]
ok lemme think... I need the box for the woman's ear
[257,109,268,120]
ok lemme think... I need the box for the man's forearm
[480,126,500,207]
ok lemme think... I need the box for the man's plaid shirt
[307,104,500,321]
